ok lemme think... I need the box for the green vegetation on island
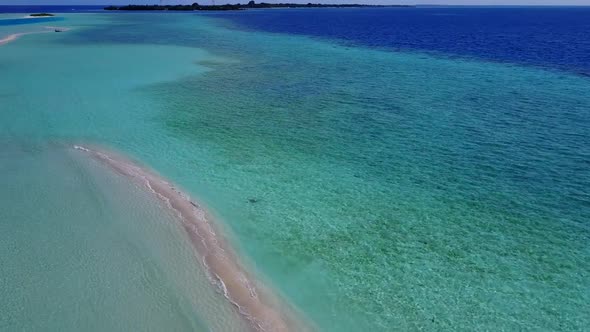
[104,2,411,11]
[29,13,55,17]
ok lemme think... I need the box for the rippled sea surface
[1,8,589,331]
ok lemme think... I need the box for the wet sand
[73,145,309,332]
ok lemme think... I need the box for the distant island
[104,2,411,11]
[29,13,55,17]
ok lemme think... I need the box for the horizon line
[1,3,590,6]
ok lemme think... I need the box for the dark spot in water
[248,198,259,203]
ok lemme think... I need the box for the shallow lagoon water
[0,142,250,332]
[1,10,589,331]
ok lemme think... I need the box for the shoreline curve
[73,145,309,332]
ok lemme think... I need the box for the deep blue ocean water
[4,6,589,75]
[209,7,590,75]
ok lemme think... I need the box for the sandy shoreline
[0,27,70,46]
[73,145,309,332]
[0,33,22,45]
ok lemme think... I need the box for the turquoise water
[1,12,589,331]
[0,143,249,331]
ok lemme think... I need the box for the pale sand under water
[73,145,310,332]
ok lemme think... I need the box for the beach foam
[73,145,309,332]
